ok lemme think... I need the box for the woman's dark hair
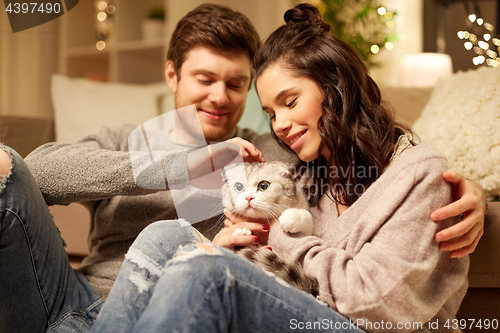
[252,3,410,207]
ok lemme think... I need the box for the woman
[93,4,474,332]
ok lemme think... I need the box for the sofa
[0,71,498,328]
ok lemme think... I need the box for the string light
[458,13,499,67]
[94,0,115,51]
[300,0,399,66]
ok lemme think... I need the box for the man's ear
[165,60,178,93]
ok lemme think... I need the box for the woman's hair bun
[284,3,330,33]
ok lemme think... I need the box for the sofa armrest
[0,116,54,157]
[468,201,500,288]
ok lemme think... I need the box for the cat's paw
[279,208,313,236]
[232,227,252,236]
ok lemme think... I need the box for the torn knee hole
[0,149,12,179]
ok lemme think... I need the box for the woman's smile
[256,62,324,162]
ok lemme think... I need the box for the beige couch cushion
[380,86,433,127]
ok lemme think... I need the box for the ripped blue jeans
[92,221,364,333]
[0,145,102,333]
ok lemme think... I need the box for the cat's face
[222,162,300,220]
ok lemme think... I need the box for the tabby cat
[221,161,319,297]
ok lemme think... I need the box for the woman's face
[256,63,326,162]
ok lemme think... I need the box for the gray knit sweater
[25,124,295,299]
[269,143,469,332]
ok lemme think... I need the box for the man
[0,3,485,333]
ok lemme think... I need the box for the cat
[221,161,319,297]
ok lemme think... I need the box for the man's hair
[167,3,261,79]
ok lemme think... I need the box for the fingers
[226,138,265,163]
[432,171,481,221]
[440,224,483,258]
[224,218,234,228]
[212,222,270,249]
[442,169,464,185]
[431,198,474,221]
[448,228,483,258]
[435,203,484,242]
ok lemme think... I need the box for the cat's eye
[258,181,270,192]
[234,182,245,193]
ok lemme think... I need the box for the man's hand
[187,138,264,189]
[433,170,486,258]
[226,137,265,164]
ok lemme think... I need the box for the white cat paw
[232,227,252,236]
[279,208,313,236]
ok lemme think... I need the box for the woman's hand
[212,209,274,249]
[432,170,486,258]
[212,221,270,249]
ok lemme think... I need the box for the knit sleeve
[268,151,469,332]
[25,125,189,206]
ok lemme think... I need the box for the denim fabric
[91,220,201,332]
[93,221,365,333]
[0,145,103,333]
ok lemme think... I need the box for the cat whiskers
[204,203,226,233]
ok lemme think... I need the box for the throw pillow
[51,74,169,143]
[412,67,500,200]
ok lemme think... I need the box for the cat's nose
[246,197,254,205]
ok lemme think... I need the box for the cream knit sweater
[269,143,469,333]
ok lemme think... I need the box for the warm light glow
[484,23,494,31]
[96,41,106,50]
[464,31,470,39]
[371,45,380,54]
[492,38,500,46]
[484,34,491,41]
[386,21,395,29]
[106,5,116,14]
[97,12,107,21]
[97,1,107,11]
[385,42,394,50]
[486,50,497,58]
[457,31,466,39]
[377,7,386,15]
[487,59,499,67]
[468,14,477,22]
[478,41,489,50]
[385,12,393,19]
[399,53,453,87]
[473,56,485,65]
[464,42,473,50]
[477,18,484,26]
[469,34,477,42]
[473,46,484,55]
